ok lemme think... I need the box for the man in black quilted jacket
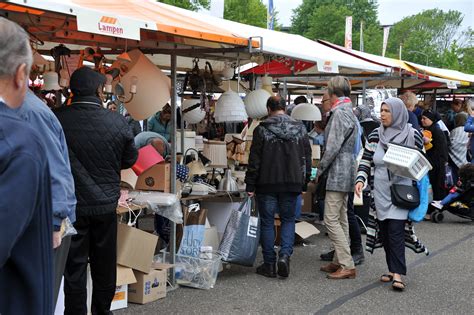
[245,96,311,278]
[55,67,138,315]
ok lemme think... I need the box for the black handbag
[388,170,420,210]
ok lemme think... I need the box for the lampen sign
[76,8,142,41]
[98,16,124,36]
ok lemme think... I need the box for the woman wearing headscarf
[355,97,425,291]
[421,109,449,211]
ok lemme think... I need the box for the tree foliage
[291,1,474,73]
[386,9,465,66]
[291,0,380,53]
[223,0,268,28]
[158,0,210,11]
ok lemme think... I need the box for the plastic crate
[175,253,221,290]
[383,143,432,181]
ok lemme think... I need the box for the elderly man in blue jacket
[16,89,77,305]
[0,17,54,315]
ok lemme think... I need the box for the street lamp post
[407,50,429,66]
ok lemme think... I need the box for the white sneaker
[431,200,443,210]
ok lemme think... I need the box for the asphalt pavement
[117,212,473,314]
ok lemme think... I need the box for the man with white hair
[399,91,421,131]
[0,17,54,314]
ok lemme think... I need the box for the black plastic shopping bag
[218,197,260,266]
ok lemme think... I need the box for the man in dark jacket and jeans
[245,96,311,278]
[56,67,138,314]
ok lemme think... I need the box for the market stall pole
[169,53,178,286]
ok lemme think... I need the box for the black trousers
[378,219,406,275]
[347,192,363,253]
[64,213,117,315]
[54,235,71,306]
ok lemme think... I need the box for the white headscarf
[378,97,415,149]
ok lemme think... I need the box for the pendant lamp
[261,75,274,95]
[42,71,61,91]
[291,103,322,121]
[111,49,170,121]
[221,63,234,80]
[182,98,206,124]
[214,87,247,123]
[244,89,271,119]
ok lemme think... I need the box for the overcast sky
[274,0,473,30]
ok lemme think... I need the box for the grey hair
[400,91,418,110]
[0,17,33,78]
[327,76,351,97]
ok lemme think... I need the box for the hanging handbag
[388,169,420,210]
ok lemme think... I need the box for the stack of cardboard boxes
[114,144,174,310]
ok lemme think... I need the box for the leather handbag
[388,170,420,210]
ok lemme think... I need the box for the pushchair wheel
[431,211,444,223]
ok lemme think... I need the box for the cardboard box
[301,192,313,213]
[128,269,167,304]
[117,223,159,273]
[111,266,137,311]
[274,218,320,245]
[84,265,138,314]
[135,163,170,192]
[121,163,170,192]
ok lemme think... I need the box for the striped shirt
[449,126,469,168]
[356,128,429,255]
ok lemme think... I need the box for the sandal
[392,280,406,291]
[380,274,393,282]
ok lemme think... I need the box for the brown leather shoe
[327,267,356,279]
[320,263,341,273]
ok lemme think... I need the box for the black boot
[351,249,365,266]
[256,263,276,278]
[320,250,335,261]
[277,254,290,278]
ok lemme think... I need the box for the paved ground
[117,212,473,314]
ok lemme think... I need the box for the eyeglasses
[321,99,330,103]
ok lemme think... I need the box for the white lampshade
[203,140,228,167]
[182,98,206,123]
[111,49,170,121]
[261,75,274,95]
[244,89,271,119]
[214,89,247,123]
[221,65,234,80]
[42,71,61,91]
[59,69,70,88]
[291,103,322,121]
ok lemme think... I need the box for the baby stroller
[431,181,474,223]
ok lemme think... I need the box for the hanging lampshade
[42,71,61,91]
[220,64,234,80]
[182,98,206,124]
[291,103,322,121]
[59,69,70,88]
[214,89,247,123]
[261,75,274,95]
[111,49,170,121]
[244,89,271,119]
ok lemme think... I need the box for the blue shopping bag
[409,174,430,223]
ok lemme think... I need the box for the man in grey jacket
[318,76,359,279]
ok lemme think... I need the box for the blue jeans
[257,192,299,264]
